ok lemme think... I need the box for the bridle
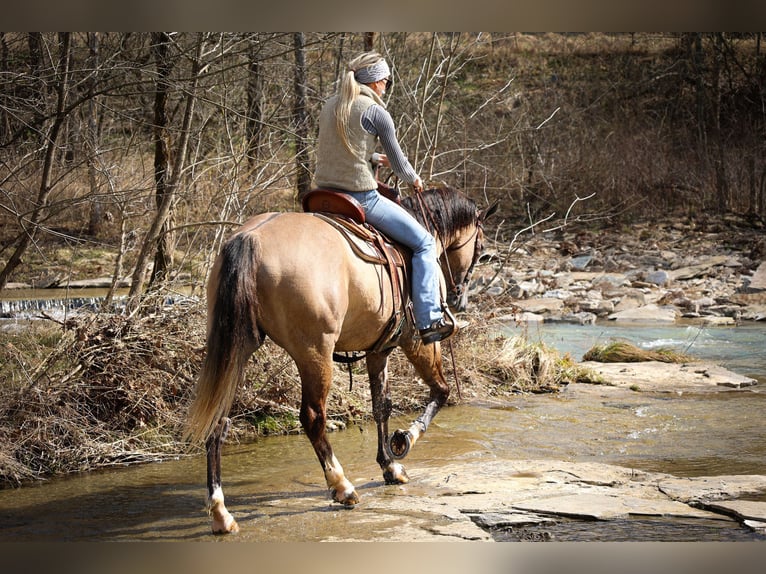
[444,219,484,301]
[413,192,483,295]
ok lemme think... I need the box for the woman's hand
[412,176,424,193]
[372,153,390,168]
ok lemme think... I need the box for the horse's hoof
[383,463,410,485]
[389,429,412,460]
[332,487,359,506]
[211,515,239,535]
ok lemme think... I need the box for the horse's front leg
[366,352,409,484]
[390,338,450,460]
[206,418,239,534]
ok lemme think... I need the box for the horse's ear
[480,199,500,221]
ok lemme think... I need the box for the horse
[185,185,498,534]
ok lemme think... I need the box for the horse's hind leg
[206,418,239,534]
[366,352,409,484]
[298,357,359,506]
[389,340,450,460]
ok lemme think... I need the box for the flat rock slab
[608,303,678,322]
[340,459,764,541]
[510,492,724,521]
[705,500,766,523]
[579,360,758,392]
[658,475,766,503]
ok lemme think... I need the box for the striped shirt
[361,105,419,186]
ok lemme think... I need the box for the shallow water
[2,391,765,541]
[1,321,765,541]
[520,320,766,383]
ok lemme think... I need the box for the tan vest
[314,84,383,192]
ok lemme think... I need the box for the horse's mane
[401,186,477,240]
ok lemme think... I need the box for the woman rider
[313,51,454,345]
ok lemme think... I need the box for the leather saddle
[302,188,411,355]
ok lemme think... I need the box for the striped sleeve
[361,104,419,185]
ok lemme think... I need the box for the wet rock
[375,458,766,541]
[608,303,678,322]
[657,476,766,503]
[704,501,766,532]
[579,360,758,392]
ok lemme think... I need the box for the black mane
[400,186,477,240]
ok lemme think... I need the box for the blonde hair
[334,51,386,156]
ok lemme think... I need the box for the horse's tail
[185,233,263,444]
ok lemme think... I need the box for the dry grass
[582,340,695,363]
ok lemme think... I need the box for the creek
[0,306,765,541]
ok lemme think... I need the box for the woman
[313,51,453,344]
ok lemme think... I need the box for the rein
[412,191,476,401]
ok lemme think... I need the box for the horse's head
[402,187,499,313]
[441,198,499,312]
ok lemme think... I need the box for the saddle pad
[313,213,405,268]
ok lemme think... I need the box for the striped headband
[353,59,391,84]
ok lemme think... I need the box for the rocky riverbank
[473,215,766,327]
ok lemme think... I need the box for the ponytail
[333,51,386,156]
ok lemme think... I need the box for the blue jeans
[347,190,443,329]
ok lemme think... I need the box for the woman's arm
[362,105,422,191]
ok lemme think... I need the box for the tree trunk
[128,33,205,306]
[364,33,376,52]
[246,37,263,167]
[149,32,175,286]
[0,33,71,290]
[86,32,104,237]
[293,32,311,197]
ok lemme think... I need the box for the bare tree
[246,35,264,167]
[0,33,72,290]
[149,32,175,286]
[85,32,104,237]
[293,32,311,197]
[128,33,206,305]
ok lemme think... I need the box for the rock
[555,312,597,325]
[608,303,678,322]
[513,311,545,323]
[578,298,615,316]
[741,305,766,321]
[670,256,731,280]
[749,261,766,290]
[579,360,758,392]
[658,476,766,503]
[704,500,766,529]
[612,290,646,312]
[570,254,592,270]
[373,458,766,541]
[512,297,565,314]
[511,492,722,521]
[700,316,736,326]
[645,270,671,286]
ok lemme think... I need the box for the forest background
[1,32,765,485]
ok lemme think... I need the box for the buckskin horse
[185,185,498,534]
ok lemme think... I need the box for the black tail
[185,233,262,443]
